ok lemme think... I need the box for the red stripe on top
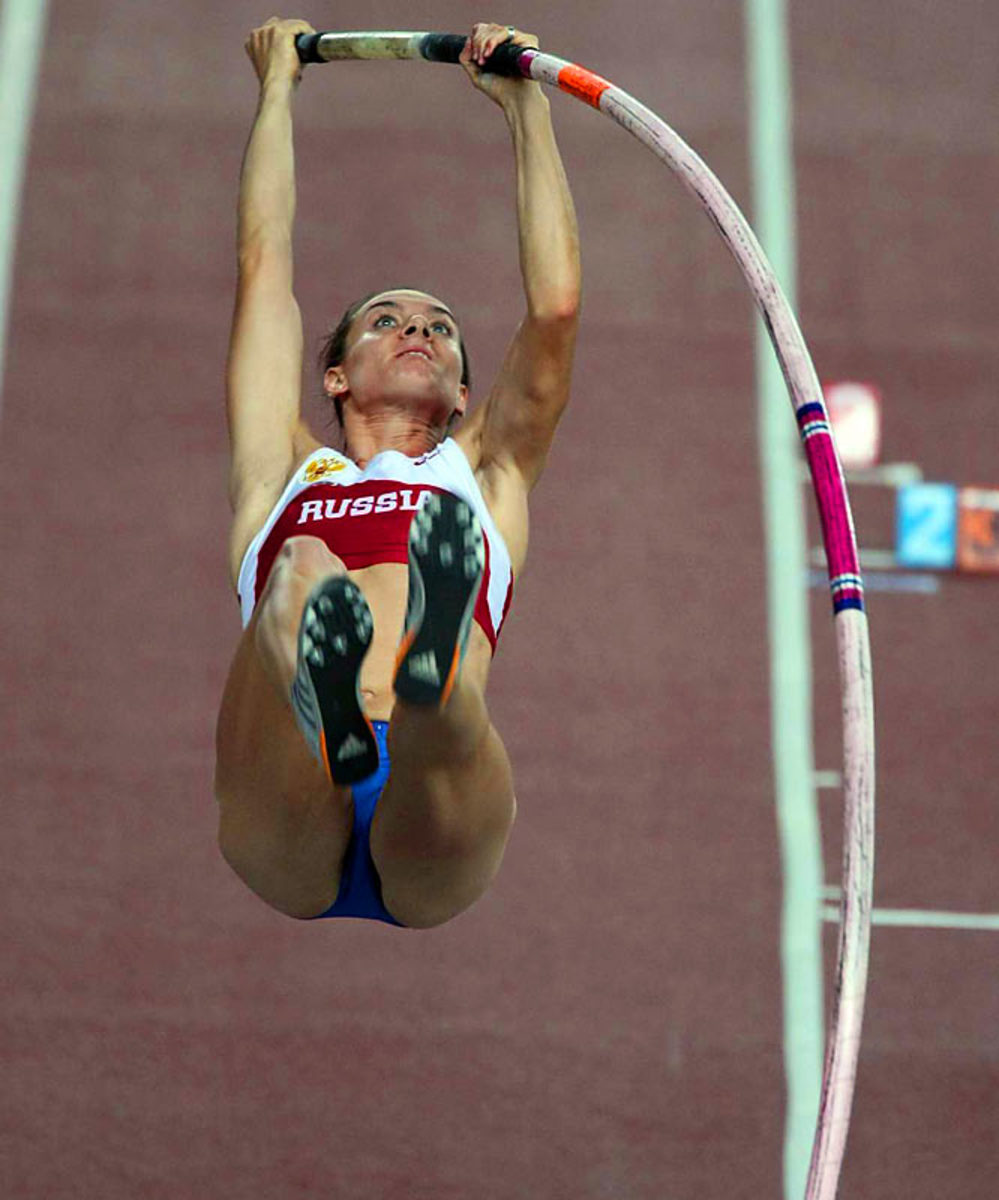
[254,480,499,650]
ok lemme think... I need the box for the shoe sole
[394,493,485,707]
[289,575,379,785]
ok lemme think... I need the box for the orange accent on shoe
[439,645,462,708]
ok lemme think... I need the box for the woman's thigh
[214,613,353,918]
[372,704,518,929]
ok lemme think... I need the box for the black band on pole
[419,33,526,76]
[293,31,527,76]
[417,33,466,64]
[295,33,323,63]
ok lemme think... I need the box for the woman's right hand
[245,16,316,90]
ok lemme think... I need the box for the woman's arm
[457,24,582,491]
[225,17,317,586]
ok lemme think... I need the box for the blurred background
[1,1,996,1197]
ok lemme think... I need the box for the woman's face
[328,289,467,422]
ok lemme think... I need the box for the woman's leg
[214,536,354,918]
[371,494,518,928]
[371,675,517,929]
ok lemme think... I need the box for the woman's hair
[317,289,472,430]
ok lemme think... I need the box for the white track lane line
[745,2,824,1196]
[822,907,999,932]
[0,0,50,421]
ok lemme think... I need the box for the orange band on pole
[556,63,611,108]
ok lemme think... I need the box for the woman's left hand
[459,23,542,108]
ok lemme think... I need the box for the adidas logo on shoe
[336,733,370,761]
[406,651,441,685]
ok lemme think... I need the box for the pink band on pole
[796,402,863,609]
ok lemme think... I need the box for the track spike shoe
[289,575,379,785]
[394,493,486,708]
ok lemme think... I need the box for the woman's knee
[215,798,254,881]
[256,537,346,646]
[374,780,516,869]
[275,535,346,580]
[375,801,516,929]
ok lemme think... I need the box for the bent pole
[296,30,876,1200]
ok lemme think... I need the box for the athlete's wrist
[501,85,550,132]
[258,75,298,104]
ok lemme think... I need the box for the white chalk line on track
[824,878,999,930]
[822,907,999,932]
[0,0,49,422]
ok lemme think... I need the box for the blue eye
[374,313,396,327]
[432,321,453,335]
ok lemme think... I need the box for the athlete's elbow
[236,229,294,277]
[527,294,581,326]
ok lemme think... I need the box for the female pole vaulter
[214,17,581,929]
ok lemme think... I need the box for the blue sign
[896,483,958,569]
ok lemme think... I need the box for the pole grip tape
[294,31,528,76]
[419,33,527,76]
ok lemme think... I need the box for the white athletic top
[237,438,514,651]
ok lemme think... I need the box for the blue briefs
[309,720,404,927]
